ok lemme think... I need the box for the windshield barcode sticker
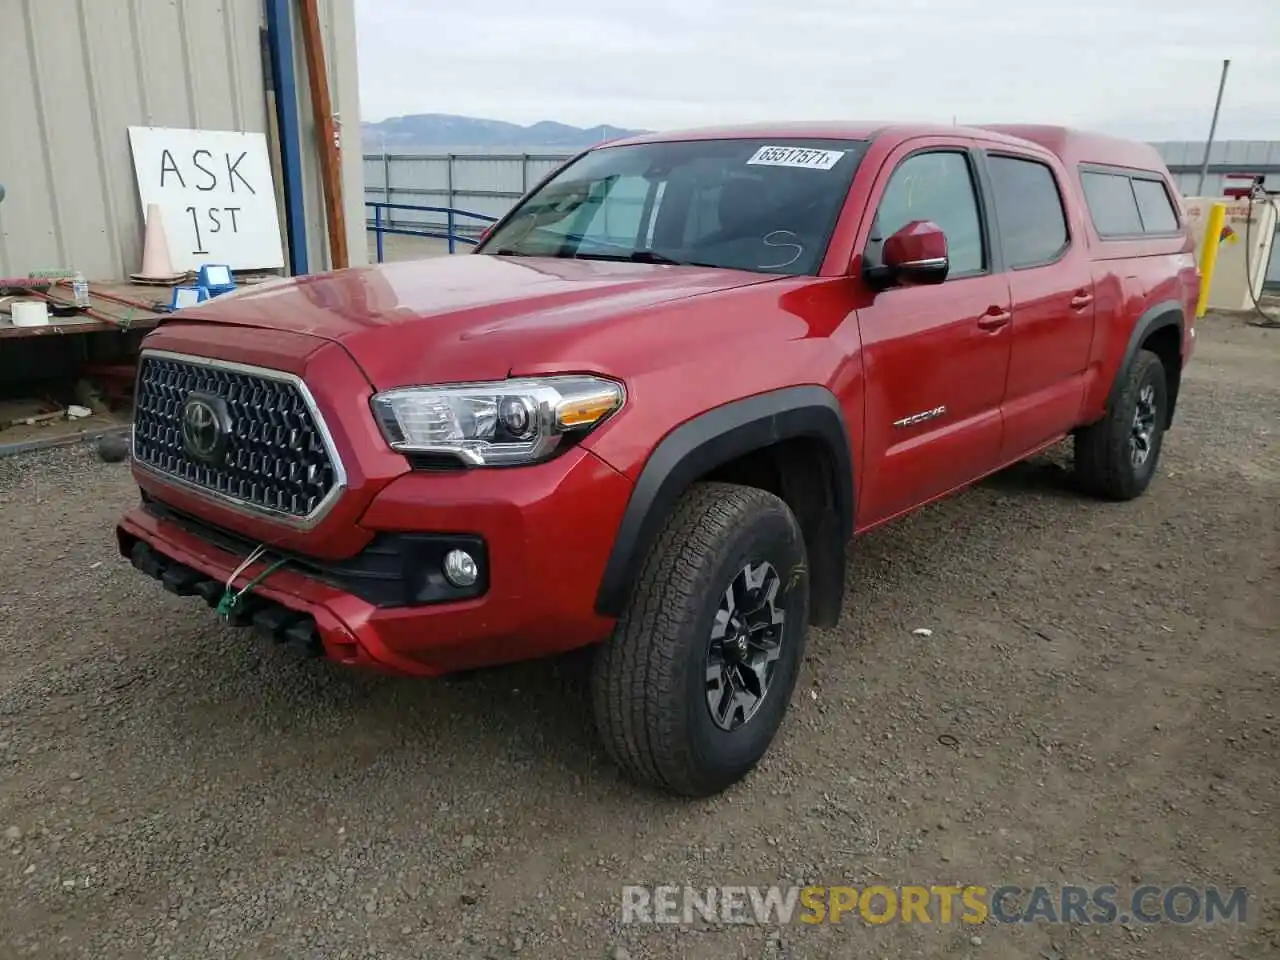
[746,146,845,170]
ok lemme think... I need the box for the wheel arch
[1110,299,1185,428]
[593,386,854,628]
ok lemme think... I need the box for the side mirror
[875,220,949,286]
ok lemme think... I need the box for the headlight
[371,375,625,466]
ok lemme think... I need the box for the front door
[855,145,1013,526]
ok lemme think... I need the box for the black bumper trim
[127,538,324,657]
[136,492,488,608]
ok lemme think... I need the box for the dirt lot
[0,314,1276,959]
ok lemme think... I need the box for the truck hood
[176,254,778,388]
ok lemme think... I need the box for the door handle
[977,307,1011,331]
[1070,291,1094,309]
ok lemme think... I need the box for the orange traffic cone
[131,203,186,284]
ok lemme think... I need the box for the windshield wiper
[494,246,718,269]
[628,250,683,265]
[571,250,693,266]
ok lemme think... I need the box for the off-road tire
[1074,348,1168,500]
[591,482,809,797]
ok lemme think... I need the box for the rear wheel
[1074,349,1168,500]
[591,482,809,797]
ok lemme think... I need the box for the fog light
[442,549,479,587]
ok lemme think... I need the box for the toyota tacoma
[117,122,1198,796]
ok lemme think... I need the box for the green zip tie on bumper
[217,557,290,620]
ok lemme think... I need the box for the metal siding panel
[394,157,451,193]
[228,0,269,132]
[28,0,117,277]
[0,0,313,280]
[1219,141,1246,165]
[359,151,570,240]
[1173,142,1198,165]
[464,195,513,222]
[134,0,196,126]
[452,157,524,195]
[386,191,440,229]
[0,1,62,275]
[1242,141,1271,166]
[82,0,155,279]
[526,157,570,181]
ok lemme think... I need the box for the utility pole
[1196,59,1230,196]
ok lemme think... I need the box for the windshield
[477,137,868,275]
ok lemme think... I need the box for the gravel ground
[0,314,1276,960]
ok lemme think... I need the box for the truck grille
[132,353,342,521]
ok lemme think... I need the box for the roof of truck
[604,122,1172,174]
[976,124,1171,174]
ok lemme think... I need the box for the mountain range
[361,111,1279,153]
[362,113,646,151]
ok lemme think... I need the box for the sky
[354,0,1280,140]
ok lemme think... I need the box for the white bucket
[11,300,50,327]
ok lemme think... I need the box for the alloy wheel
[705,561,787,731]
[1130,383,1159,467]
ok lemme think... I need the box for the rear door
[981,151,1096,459]
[855,142,1013,525]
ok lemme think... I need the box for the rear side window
[987,155,1069,268]
[1081,172,1144,237]
[1131,178,1180,233]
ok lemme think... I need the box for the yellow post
[1196,201,1227,318]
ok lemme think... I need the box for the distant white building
[1154,140,1280,289]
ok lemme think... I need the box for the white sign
[128,126,284,272]
[746,146,846,170]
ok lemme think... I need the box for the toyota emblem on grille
[180,392,231,464]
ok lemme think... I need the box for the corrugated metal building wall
[1153,141,1280,287]
[362,151,569,235]
[0,0,367,281]
[1154,140,1280,196]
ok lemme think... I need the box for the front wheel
[1074,349,1169,501]
[591,482,809,797]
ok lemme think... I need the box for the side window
[874,151,985,276]
[1131,178,1179,233]
[1081,171,1143,238]
[987,155,1069,268]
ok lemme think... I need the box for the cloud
[354,0,1280,139]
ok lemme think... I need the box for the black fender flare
[1109,299,1184,425]
[594,385,854,621]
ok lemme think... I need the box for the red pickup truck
[118,122,1198,796]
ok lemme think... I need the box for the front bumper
[116,446,634,677]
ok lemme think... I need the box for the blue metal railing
[366,201,499,261]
